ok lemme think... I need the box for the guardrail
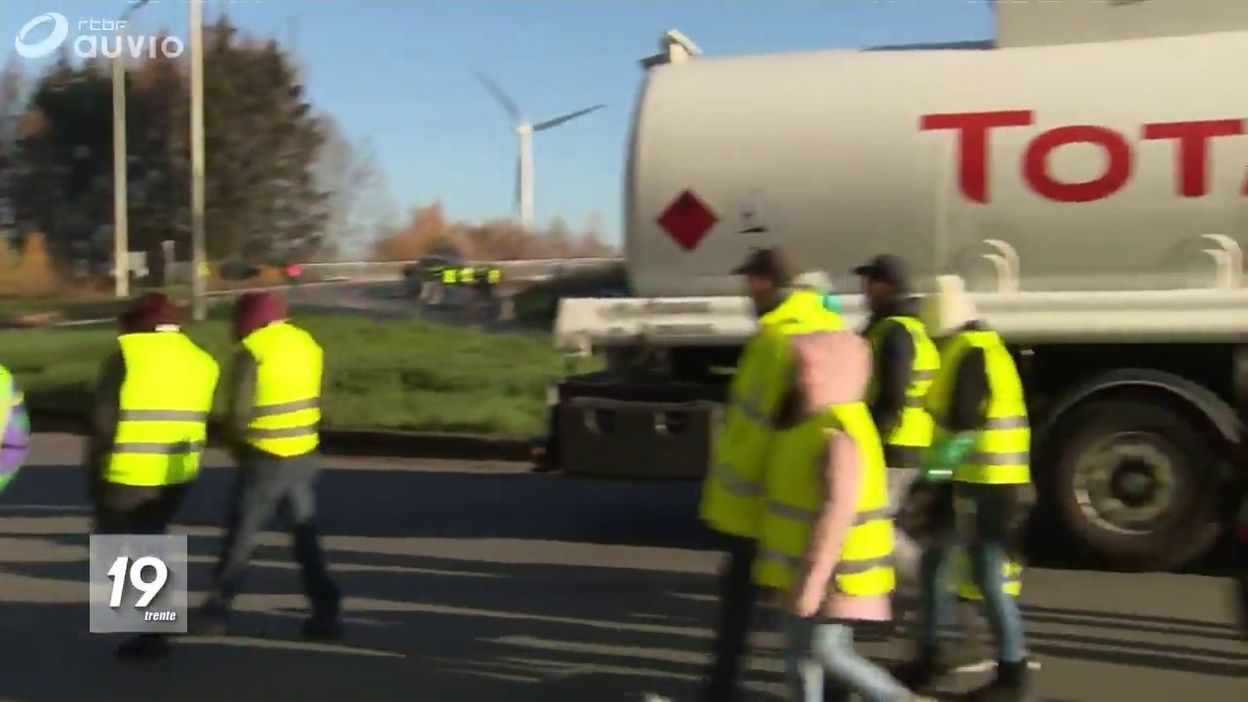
[299,257,623,283]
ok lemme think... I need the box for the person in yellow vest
[0,363,30,497]
[853,255,940,585]
[701,247,844,702]
[891,275,1033,701]
[87,294,219,659]
[756,330,931,702]
[195,292,342,640]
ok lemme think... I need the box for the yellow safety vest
[925,330,1031,485]
[106,332,220,487]
[865,316,939,463]
[955,550,1023,600]
[241,322,324,458]
[487,268,501,285]
[459,267,476,284]
[699,289,844,538]
[754,402,896,598]
[0,365,20,439]
[441,268,457,285]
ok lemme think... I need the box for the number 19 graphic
[106,555,169,608]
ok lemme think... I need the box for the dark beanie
[233,291,288,340]
[119,293,182,334]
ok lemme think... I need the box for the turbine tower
[477,71,604,230]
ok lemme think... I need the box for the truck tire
[1049,398,1221,571]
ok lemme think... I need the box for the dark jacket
[861,298,919,441]
[944,322,990,433]
[86,351,126,492]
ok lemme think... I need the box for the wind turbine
[477,71,604,230]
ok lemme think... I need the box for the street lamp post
[190,0,206,321]
[111,28,129,299]
[111,0,153,300]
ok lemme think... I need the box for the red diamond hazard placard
[657,189,717,251]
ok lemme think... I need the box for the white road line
[955,658,1043,673]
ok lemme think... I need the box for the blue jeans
[783,614,910,702]
[917,538,1027,663]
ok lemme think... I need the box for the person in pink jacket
[764,331,932,702]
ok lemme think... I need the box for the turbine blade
[533,104,605,131]
[475,70,522,123]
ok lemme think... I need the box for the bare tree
[315,113,394,259]
[0,56,26,234]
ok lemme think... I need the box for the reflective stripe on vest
[925,330,1031,485]
[955,551,1023,600]
[241,322,323,457]
[866,316,940,454]
[753,402,896,598]
[700,289,844,538]
[106,332,220,487]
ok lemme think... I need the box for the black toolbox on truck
[552,371,727,479]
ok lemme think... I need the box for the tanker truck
[549,29,1248,572]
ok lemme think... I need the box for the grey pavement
[0,434,1243,701]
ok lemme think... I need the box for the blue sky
[3,1,993,246]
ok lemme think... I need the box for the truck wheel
[1050,398,1221,571]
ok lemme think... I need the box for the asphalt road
[0,434,1242,702]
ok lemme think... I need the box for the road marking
[956,658,1043,673]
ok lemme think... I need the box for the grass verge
[3,312,598,438]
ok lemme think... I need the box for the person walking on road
[0,362,30,498]
[88,294,220,659]
[700,247,843,702]
[892,275,1034,701]
[853,255,939,586]
[756,330,932,702]
[195,292,342,640]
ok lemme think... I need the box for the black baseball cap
[853,254,910,291]
[731,246,793,284]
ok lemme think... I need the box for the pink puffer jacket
[788,331,892,622]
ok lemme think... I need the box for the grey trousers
[211,450,340,615]
[887,467,922,584]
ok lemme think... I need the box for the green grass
[3,313,599,437]
[0,287,191,320]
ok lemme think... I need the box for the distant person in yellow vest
[195,292,342,640]
[892,276,1033,701]
[853,254,939,585]
[87,294,219,659]
[756,330,932,702]
[701,247,843,702]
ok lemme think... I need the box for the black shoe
[889,645,948,693]
[963,659,1030,702]
[190,600,231,636]
[116,634,169,660]
[302,612,343,641]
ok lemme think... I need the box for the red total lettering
[920,110,1034,203]
[1022,125,1133,203]
[1142,119,1244,197]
